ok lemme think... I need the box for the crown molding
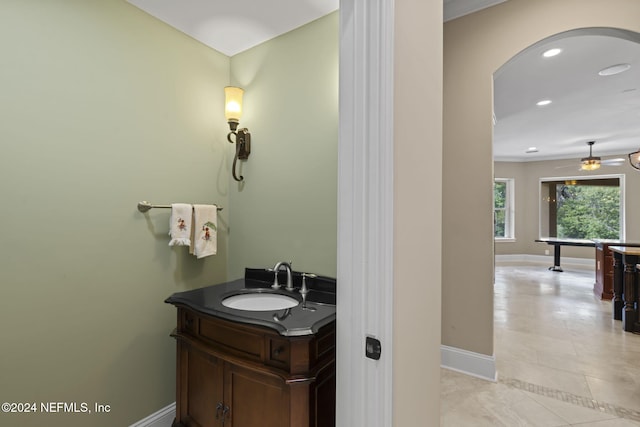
[444,0,508,21]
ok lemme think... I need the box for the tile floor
[441,264,640,426]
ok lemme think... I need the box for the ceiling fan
[579,141,625,170]
[557,141,625,170]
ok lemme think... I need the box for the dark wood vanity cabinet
[180,348,289,427]
[171,307,336,427]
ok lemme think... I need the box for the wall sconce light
[629,148,640,170]
[225,86,251,182]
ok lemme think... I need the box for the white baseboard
[495,254,594,270]
[129,402,175,427]
[441,345,497,382]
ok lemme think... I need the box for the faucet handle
[271,267,280,289]
[300,273,317,294]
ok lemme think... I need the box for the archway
[443,0,640,381]
[491,26,640,402]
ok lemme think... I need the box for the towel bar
[137,201,223,213]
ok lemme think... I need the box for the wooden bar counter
[594,241,640,300]
[609,246,640,333]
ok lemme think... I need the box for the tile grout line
[499,376,640,422]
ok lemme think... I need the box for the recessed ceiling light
[536,99,552,106]
[542,48,562,58]
[526,147,538,153]
[598,63,631,76]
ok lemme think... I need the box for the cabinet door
[184,347,225,427]
[224,363,289,427]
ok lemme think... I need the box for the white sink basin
[221,292,299,311]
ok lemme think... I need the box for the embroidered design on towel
[168,203,192,247]
[202,221,217,241]
[190,204,217,258]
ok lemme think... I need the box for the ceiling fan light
[580,159,601,171]
[579,141,602,170]
[629,149,640,170]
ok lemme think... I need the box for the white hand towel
[168,203,192,246]
[190,204,217,258]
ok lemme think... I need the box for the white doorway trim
[336,0,395,426]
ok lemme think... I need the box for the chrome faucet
[272,261,293,291]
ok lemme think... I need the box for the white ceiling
[127,0,340,57]
[126,0,640,163]
[494,28,640,162]
[126,0,505,55]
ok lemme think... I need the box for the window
[540,176,623,240]
[494,178,514,240]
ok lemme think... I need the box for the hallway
[441,264,640,426]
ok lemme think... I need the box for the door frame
[336,0,395,426]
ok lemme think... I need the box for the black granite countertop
[165,269,336,337]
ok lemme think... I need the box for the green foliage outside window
[494,181,507,237]
[556,185,619,239]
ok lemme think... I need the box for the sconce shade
[630,149,640,170]
[224,86,250,182]
[224,86,244,122]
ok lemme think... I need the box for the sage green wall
[444,0,640,356]
[0,2,230,426]
[495,158,640,258]
[227,13,339,279]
